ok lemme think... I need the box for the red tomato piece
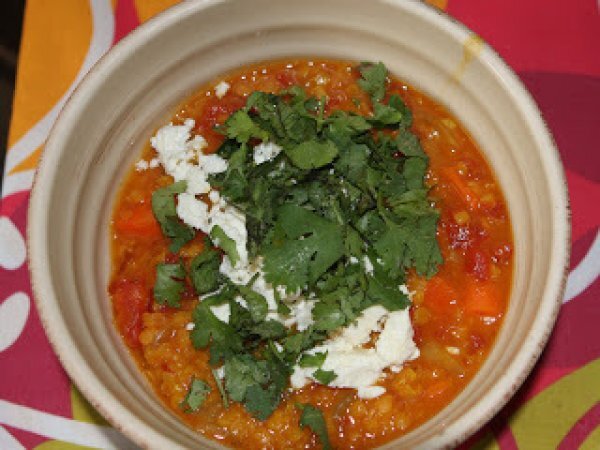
[110,279,150,348]
[113,202,162,238]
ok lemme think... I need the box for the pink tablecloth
[1,1,599,448]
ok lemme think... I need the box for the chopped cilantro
[297,403,333,450]
[210,225,240,267]
[153,262,186,307]
[151,181,194,252]
[357,61,388,103]
[190,302,243,365]
[190,240,223,295]
[149,61,443,423]
[262,204,345,292]
[211,369,229,408]
[313,368,337,385]
[298,351,327,368]
[285,139,338,170]
[180,378,210,413]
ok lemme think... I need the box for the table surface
[1,1,599,449]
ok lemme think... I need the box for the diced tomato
[200,95,246,129]
[110,279,150,348]
[464,278,502,316]
[465,249,490,280]
[113,202,162,238]
[275,70,298,87]
[424,276,459,313]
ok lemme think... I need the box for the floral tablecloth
[1,1,599,449]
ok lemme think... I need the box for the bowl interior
[29,0,568,448]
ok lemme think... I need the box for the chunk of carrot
[464,278,502,316]
[114,202,162,238]
[424,276,459,313]
[441,166,479,210]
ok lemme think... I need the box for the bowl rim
[27,1,570,449]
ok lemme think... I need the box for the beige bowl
[28,0,570,448]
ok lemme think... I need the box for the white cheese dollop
[215,81,231,98]
[253,142,282,165]
[290,303,419,399]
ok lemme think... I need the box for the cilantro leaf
[244,384,279,421]
[190,242,223,295]
[238,286,268,323]
[210,225,240,267]
[190,302,243,365]
[151,181,194,252]
[297,404,333,450]
[367,267,411,311]
[153,262,186,307]
[313,368,337,385]
[285,139,338,170]
[395,131,425,158]
[403,157,427,191]
[180,378,211,413]
[312,301,345,331]
[374,216,442,279]
[224,354,269,402]
[299,352,327,368]
[211,371,229,409]
[358,62,387,102]
[224,110,268,143]
[263,204,345,292]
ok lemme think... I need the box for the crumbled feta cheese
[290,306,419,399]
[150,120,222,195]
[185,322,195,331]
[363,256,374,275]
[148,157,160,168]
[349,256,359,264]
[284,299,315,331]
[446,346,460,355]
[135,159,149,171]
[253,142,282,165]
[208,190,220,203]
[210,303,231,323]
[214,81,230,98]
[398,284,411,296]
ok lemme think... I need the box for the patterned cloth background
[1,1,599,448]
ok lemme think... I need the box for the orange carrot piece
[424,276,459,313]
[114,202,162,238]
[441,166,479,210]
[464,278,502,316]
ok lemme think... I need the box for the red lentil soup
[109,59,513,449]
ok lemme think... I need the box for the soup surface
[109,59,512,449]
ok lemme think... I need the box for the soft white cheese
[253,142,282,165]
[214,81,230,98]
[363,255,374,275]
[150,120,225,196]
[135,159,149,171]
[284,298,316,331]
[290,306,419,399]
[210,303,231,323]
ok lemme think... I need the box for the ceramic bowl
[28,0,569,448]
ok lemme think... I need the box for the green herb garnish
[150,62,442,424]
[180,378,211,413]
